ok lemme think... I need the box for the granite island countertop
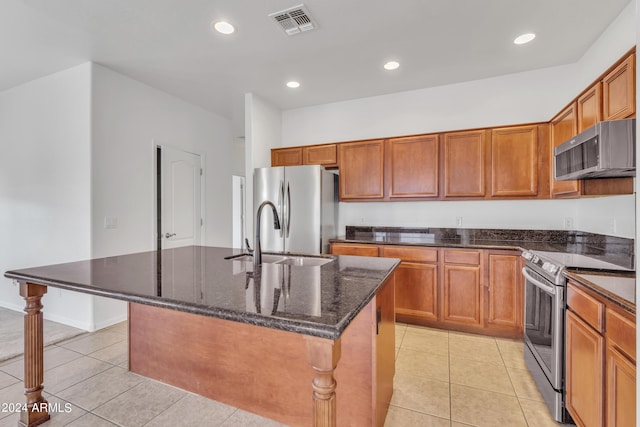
[5,246,400,340]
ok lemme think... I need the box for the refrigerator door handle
[286,182,292,238]
[279,180,285,238]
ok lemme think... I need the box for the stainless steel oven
[522,259,569,423]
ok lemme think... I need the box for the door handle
[165,233,176,239]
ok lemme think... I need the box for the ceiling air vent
[269,4,316,36]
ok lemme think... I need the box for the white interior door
[160,145,202,249]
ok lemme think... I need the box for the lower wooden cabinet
[332,243,523,338]
[566,280,636,427]
[566,309,605,427]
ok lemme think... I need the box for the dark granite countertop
[5,246,400,340]
[564,270,636,314]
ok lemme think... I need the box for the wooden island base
[129,275,395,427]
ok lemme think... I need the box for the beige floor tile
[93,380,185,426]
[384,405,449,427]
[450,356,515,395]
[59,330,126,355]
[396,348,449,382]
[0,371,18,390]
[146,394,236,426]
[219,408,288,426]
[451,383,527,427]
[518,398,560,427]
[44,356,111,394]
[0,345,83,380]
[0,382,25,420]
[405,325,448,337]
[33,395,87,427]
[496,338,527,369]
[89,340,128,366]
[65,413,119,426]
[104,321,128,336]
[401,331,449,356]
[57,366,145,410]
[390,372,450,419]
[451,423,474,427]
[449,331,497,342]
[507,366,545,401]
[395,323,407,347]
[449,333,502,364]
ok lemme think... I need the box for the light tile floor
[0,321,561,426]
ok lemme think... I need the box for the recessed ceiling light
[384,61,400,71]
[213,21,235,35]
[514,33,535,45]
[286,81,300,88]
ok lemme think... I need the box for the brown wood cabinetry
[566,308,605,427]
[565,280,636,427]
[603,53,635,120]
[441,249,482,327]
[550,104,581,198]
[380,246,439,322]
[491,125,540,197]
[338,140,385,200]
[388,135,439,198]
[271,147,303,166]
[303,144,337,166]
[330,243,380,257]
[578,83,602,131]
[486,251,523,333]
[442,130,487,198]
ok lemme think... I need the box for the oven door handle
[522,267,556,295]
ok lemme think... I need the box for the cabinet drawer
[330,244,379,257]
[606,309,636,361]
[380,246,438,263]
[443,249,481,265]
[567,283,605,333]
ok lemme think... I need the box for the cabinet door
[330,243,379,257]
[603,53,635,120]
[338,140,384,200]
[303,144,337,166]
[442,264,482,326]
[606,345,636,427]
[375,274,396,427]
[550,103,581,198]
[491,125,539,197]
[487,253,522,332]
[394,262,438,321]
[578,83,602,132]
[566,309,604,427]
[443,130,486,197]
[388,135,438,198]
[271,147,302,166]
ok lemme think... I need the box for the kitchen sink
[274,256,333,267]
[224,253,287,263]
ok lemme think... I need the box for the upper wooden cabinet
[578,83,602,132]
[271,144,337,167]
[271,147,302,166]
[338,140,385,200]
[603,53,635,120]
[550,103,581,198]
[388,135,439,199]
[443,130,487,198]
[490,125,540,197]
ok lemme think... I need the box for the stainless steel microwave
[554,118,635,180]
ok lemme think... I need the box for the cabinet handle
[376,307,382,335]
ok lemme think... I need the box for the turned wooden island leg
[304,336,341,427]
[19,282,49,427]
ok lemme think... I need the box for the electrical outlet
[610,218,617,233]
[456,217,463,227]
[359,217,365,224]
[563,217,574,230]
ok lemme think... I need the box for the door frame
[153,141,206,250]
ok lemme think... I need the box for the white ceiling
[1,0,632,119]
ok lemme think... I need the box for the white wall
[281,2,636,239]
[0,63,95,328]
[91,64,234,257]
[244,93,282,241]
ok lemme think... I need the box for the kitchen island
[5,246,399,427]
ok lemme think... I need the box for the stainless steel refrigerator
[253,165,337,254]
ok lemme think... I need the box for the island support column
[19,282,49,427]
[304,336,341,427]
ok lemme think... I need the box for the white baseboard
[94,314,128,331]
[0,300,94,331]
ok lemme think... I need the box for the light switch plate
[104,216,118,229]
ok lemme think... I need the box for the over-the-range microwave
[554,118,636,180]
